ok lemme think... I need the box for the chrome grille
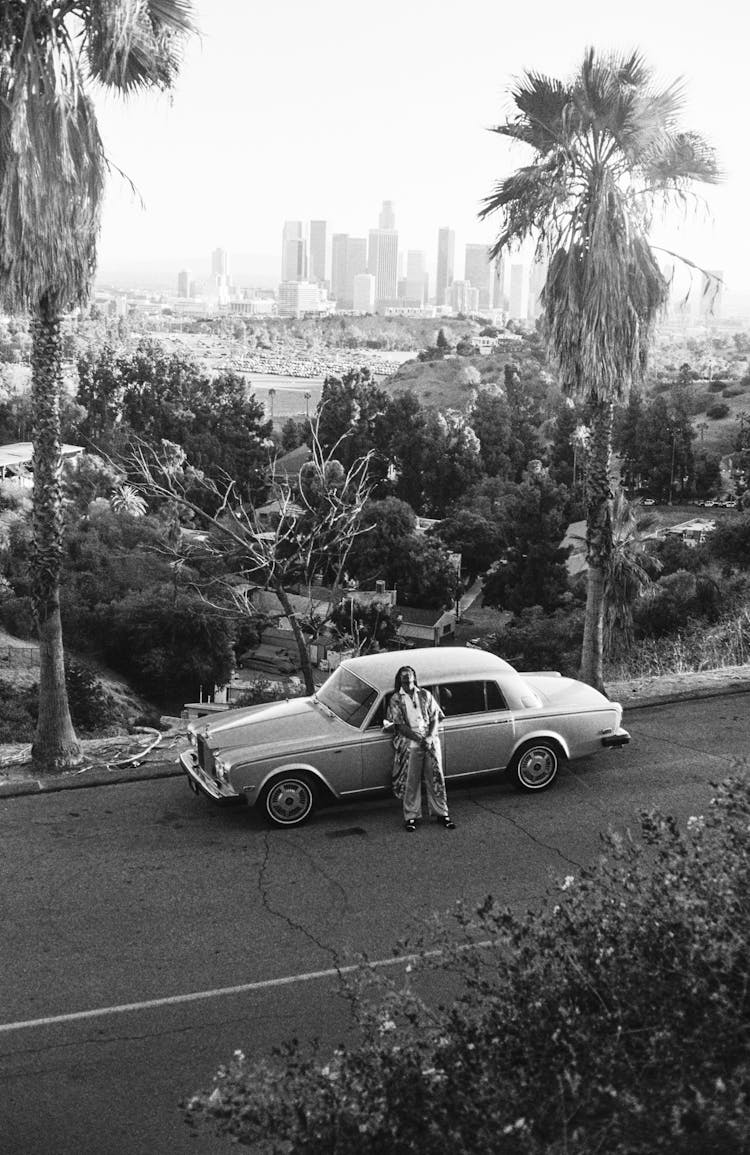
[197,735,215,777]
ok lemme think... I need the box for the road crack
[467,793,584,870]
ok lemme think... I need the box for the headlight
[214,757,229,783]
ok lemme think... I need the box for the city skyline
[94,0,747,302]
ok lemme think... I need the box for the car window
[437,680,508,716]
[317,667,378,727]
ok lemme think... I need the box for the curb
[2,682,749,801]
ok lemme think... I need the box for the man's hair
[394,665,418,692]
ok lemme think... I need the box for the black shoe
[441,816,456,829]
[404,819,417,832]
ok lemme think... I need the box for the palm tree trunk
[580,398,614,693]
[30,299,82,771]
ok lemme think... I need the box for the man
[386,665,456,832]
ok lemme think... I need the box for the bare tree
[127,427,374,693]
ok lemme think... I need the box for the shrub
[185,773,750,1153]
[0,685,35,742]
[0,593,35,639]
[486,601,584,676]
[707,402,730,419]
[634,570,722,638]
[723,387,743,398]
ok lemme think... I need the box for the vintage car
[179,648,630,827]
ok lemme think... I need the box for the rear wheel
[261,771,317,827]
[509,741,560,792]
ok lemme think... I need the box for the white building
[353,273,376,312]
[277,280,328,317]
[464,243,492,311]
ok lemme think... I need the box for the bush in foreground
[184,772,750,1153]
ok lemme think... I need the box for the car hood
[195,696,346,763]
[522,674,616,711]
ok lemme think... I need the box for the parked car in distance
[180,648,630,827]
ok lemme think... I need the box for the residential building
[309,220,327,284]
[281,220,307,283]
[436,226,455,306]
[464,243,492,310]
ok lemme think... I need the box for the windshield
[317,666,377,727]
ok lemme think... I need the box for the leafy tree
[380,391,432,510]
[346,497,417,588]
[433,509,503,583]
[483,470,571,614]
[0,0,195,771]
[481,49,718,690]
[280,417,305,451]
[392,535,457,610]
[706,514,750,574]
[707,402,730,420]
[420,410,482,516]
[314,367,390,482]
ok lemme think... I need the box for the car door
[358,693,398,794]
[436,679,515,779]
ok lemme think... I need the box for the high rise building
[509,263,526,319]
[449,281,479,315]
[406,250,428,307]
[211,248,228,279]
[436,227,455,306]
[353,273,376,312]
[464,243,492,311]
[281,220,307,283]
[346,238,367,303]
[379,200,396,230]
[309,220,327,284]
[368,228,399,307]
[331,233,349,305]
[177,269,191,298]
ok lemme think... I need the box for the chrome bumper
[179,749,239,801]
[601,728,630,749]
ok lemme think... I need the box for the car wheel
[510,741,560,792]
[261,772,317,827]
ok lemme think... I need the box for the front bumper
[179,749,240,801]
[601,728,630,749]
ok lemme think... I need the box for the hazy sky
[96,0,747,291]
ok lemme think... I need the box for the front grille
[197,735,215,778]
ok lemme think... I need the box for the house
[270,444,312,489]
[396,604,457,647]
[665,518,716,547]
[0,441,83,486]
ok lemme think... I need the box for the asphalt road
[1,692,748,1154]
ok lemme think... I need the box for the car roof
[338,647,517,693]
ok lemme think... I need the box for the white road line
[0,947,458,1035]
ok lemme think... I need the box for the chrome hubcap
[268,781,312,823]
[518,747,556,788]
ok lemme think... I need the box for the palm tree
[481,48,718,690]
[268,388,276,420]
[0,1,195,771]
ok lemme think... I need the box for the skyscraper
[509,263,526,319]
[331,233,349,305]
[346,238,367,302]
[379,200,396,230]
[309,220,327,284]
[436,227,455,306]
[177,269,191,298]
[368,227,398,308]
[406,250,427,306]
[464,243,492,310]
[211,248,228,279]
[281,220,307,283]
